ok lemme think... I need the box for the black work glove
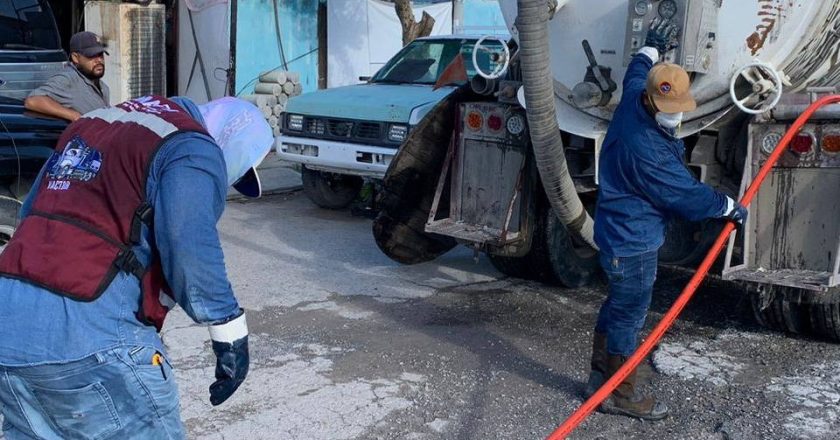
[722,196,749,227]
[645,17,680,54]
[208,310,250,406]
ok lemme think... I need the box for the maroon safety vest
[0,96,208,331]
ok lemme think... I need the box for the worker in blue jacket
[587,20,748,420]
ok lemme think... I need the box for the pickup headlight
[288,114,304,131]
[387,124,408,143]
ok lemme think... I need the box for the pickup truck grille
[356,122,381,140]
[299,117,396,147]
[327,120,353,137]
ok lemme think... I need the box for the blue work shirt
[0,129,240,366]
[593,53,726,257]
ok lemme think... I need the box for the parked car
[276,35,507,209]
[0,0,67,100]
[0,97,67,251]
[0,0,67,250]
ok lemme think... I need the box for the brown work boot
[585,332,608,397]
[599,354,669,421]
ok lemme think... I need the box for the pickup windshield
[0,0,61,51]
[371,38,507,85]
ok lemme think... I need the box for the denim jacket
[0,131,240,366]
[593,52,727,257]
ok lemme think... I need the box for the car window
[371,38,508,86]
[373,40,460,85]
[0,0,61,51]
[461,40,506,79]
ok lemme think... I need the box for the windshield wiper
[370,79,406,84]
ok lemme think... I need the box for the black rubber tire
[487,202,600,287]
[750,284,840,341]
[488,253,536,280]
[545,209,601,288]
[810,290,840,341]
[301,167,363,210]
[486,198,554,283]
[659,218,721,266]
[0,197,21,253]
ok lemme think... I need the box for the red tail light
[487,114,503,132]
[790,132,814,155]
[822,133,840,154]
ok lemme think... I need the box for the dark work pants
[595,250,659,356]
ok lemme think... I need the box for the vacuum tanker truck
[373,0,840,340]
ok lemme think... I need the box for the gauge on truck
[634,0,651,16]
[658,0,678,19]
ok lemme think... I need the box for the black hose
[515,0,597,250]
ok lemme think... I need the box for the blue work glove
[645,17,680,54]
[208,310,249,406]
[722,196,749,226]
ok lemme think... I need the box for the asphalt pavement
[3,170,839,439]
[168,190,840,440]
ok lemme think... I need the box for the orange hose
[547,95,840,440]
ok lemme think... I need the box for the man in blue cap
[0,95,271,439]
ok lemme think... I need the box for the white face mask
[655,111,684,129]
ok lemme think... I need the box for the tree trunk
[394,0,436,46]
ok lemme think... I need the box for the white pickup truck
[276,35,502,209]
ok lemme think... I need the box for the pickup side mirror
[359,76,371,82]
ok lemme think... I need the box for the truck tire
[487,203,555,282]
[810,291,840,341]
[545,209,601,288]
[750,284,840,341]
[488,254,534,279]
[487,203,600,287]
[0,196,21,253]
[301,167,362,209]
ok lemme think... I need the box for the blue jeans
[595,250,659,356]
[0,346,184,440]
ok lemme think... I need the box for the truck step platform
[425,218,521,247]
[724,268,836,292]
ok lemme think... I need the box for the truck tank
[497,0,840,139]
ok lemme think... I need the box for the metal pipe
[773,104,840,120]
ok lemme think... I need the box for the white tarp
[184,0,227,11]
[327,0,453,88]
[178,0,230,103]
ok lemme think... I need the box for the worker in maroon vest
[0,95,272,439]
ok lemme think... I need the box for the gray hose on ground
[516,0,598,250]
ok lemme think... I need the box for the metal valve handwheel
[472,35,511,80]
[729,61,784,115]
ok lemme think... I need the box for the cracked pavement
[5,192,840,439]
[183,193,840,440]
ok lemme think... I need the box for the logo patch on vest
[121,96,179,115]
[45,136,103,189]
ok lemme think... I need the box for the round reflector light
[506,114,525,135]
[487,114,503,132]
[822,132,840,154]
[467,111,483,131]
[761,132,782,155]
[790,132,815,155]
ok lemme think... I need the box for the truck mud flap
[372,88,474,265]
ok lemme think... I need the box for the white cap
[197,97,273,198]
